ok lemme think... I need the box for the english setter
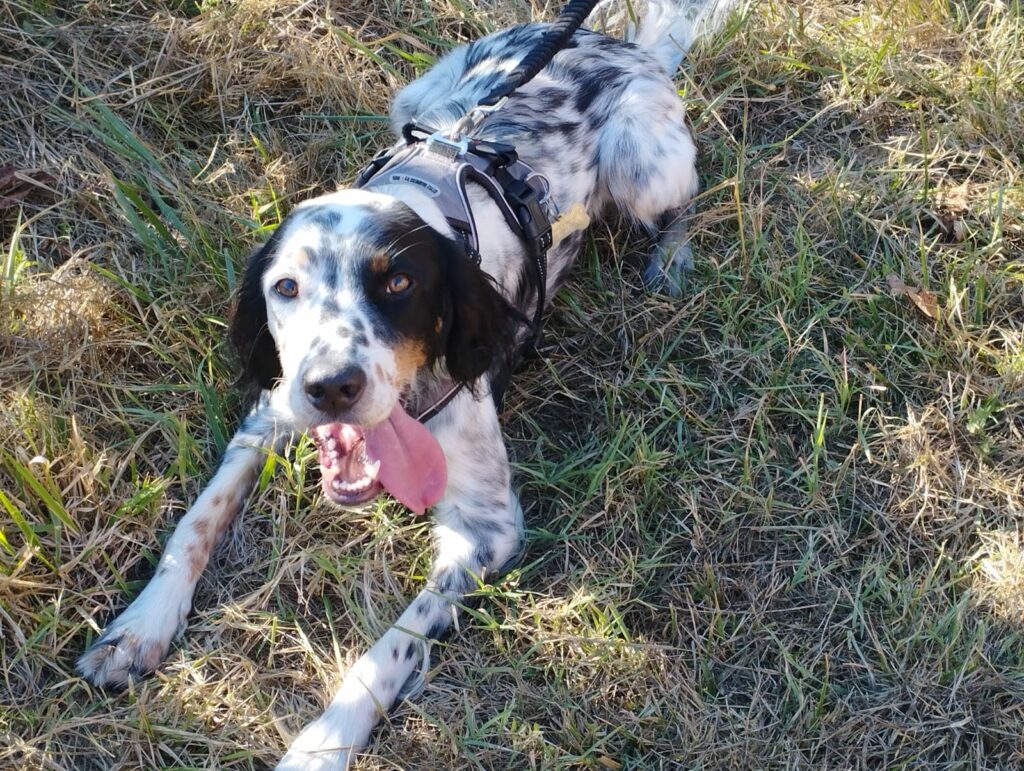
[79,1,724,767]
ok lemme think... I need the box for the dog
[78,2,726,767]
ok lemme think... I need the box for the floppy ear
[437,233,522,388]
[229,232,282,390]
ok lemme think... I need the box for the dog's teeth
[365,460,381,478]
[330,475,373,494]
[327,438,337,451]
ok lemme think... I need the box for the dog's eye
[386,273,412,294]
[274,278,299,298]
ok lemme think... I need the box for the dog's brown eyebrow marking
[371,252,391,273]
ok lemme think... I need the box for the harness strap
[355,129,555,423]
[414,382,463,423]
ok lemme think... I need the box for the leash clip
[448,96,509,141]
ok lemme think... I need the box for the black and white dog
[79,1,727,767]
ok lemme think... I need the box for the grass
[1,0,1023,768]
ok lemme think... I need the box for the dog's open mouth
[312,404,447,514]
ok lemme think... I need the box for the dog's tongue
[365,404,447,514]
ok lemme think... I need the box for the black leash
[479,0,602,107]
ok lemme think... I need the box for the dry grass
[2,0,1023,768]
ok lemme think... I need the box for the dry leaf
[597,757,623,770]
[886,273,940,320]
[0,164,56,210]
[933,183,970,243]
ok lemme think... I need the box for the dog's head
[229,189,518,509]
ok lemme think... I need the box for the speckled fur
[79,4,714,768]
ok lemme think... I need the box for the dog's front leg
[277,390,524,771]
[78,392,292,687]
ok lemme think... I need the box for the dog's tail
[589,0,740,73]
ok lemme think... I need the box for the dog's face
[238,191,449,430]
[229,189,517,507]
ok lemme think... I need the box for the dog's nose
[304,366,367,415]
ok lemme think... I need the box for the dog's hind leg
[276,388,523,770]
[596,78,701,296]
[643,204,697,295]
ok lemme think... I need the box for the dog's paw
[276,747,354,771]
[643,241,693,297]
[77,584,189,688]
[276,703,367,771]
[77,627,172,687]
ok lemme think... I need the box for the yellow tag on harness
[550,203,590,247]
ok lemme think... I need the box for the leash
[358,0,601,423]
[479,0,602,107]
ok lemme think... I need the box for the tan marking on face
[393,339,428,384]
[293,248,313,269]
[370,252,391,274]
[435,317,443,333]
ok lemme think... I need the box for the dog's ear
[437,232,521,388]
[229,232,282,390]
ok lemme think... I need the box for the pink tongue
[365,404,447,514]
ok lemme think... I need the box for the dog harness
[352,0,603,423]
[356,123,555,312]
[355,120,558,422]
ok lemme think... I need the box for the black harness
[355,123,557,422]
[354,0,601,423]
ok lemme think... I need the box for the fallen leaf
[886,273,939,320]
[933,182,970,243]
[0,164,56,210]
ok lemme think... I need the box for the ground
[1,0,1023,769]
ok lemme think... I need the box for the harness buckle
[425,132,468,161]
[354,147,395,188]
[467,138,519,168]
[502,176,553,260]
